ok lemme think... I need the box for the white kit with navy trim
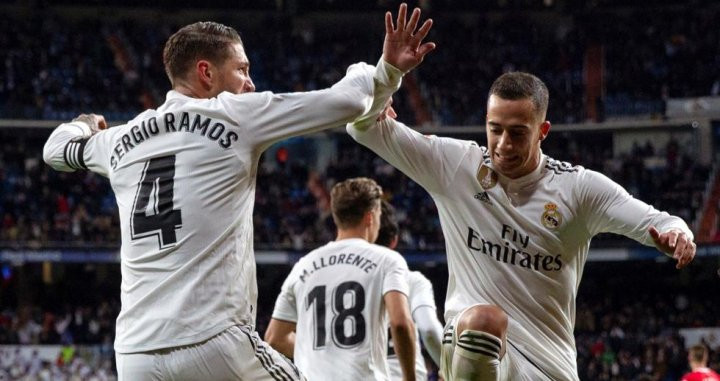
[348,117,692,381]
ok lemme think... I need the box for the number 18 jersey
[272,238,410,381]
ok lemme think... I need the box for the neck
[336,226,371,242]
[173,80,208,99]
[690,361,705,371]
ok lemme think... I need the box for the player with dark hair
[347,71,696,380]
[43,5,435,379]
[266,178,416,380]
[682,345,720,381]
[377,200,444,381]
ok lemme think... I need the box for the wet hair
[489,72,549,121]
[163,21,243,85]
[331,178,382,229]
[375,200,399,247]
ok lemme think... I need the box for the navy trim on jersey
[63,138,89,170]
[507,339,555,380]
[239,326,298,381]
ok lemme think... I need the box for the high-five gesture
[383,3,436,73]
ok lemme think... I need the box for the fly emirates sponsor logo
[466,223,562,272]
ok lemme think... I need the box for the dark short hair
[376,200,399,247]
[163,21,243,85]
[689,344,708,363]
[489,72,549,120]
[331,178,382,229]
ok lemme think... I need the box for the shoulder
[367,243,407,265]
[409,271,431,285]
[544,155,583,176]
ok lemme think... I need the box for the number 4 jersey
[272,238,410,381]
[41,61,395,353]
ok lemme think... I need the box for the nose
[245,77,256,93]
[497,130,512,150]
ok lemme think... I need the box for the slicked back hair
[331,178,382,230]
[489,72,549,121]
[376,200,399,247]
[163,21,243,86]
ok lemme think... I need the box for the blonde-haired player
[266,178,416,380]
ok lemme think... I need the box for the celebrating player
[346,72,696,380]
[265,178,416,381]
[377,201,444,381]
[42,4,435,379]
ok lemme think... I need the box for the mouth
[494,153,519,164]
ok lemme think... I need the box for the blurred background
[1,0,719,380]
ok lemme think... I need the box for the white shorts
[440,305,553,381]
[116,325,305,381]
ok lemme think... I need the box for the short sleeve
[271,268,300,323]
[408,272,436,313]
[382,251,410,296]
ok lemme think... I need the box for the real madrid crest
[476,164,498,190]
[541,202,563,229]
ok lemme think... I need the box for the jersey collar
[495,150,547,192]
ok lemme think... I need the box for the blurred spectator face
[212,43,255,96]
[486,94,549,179]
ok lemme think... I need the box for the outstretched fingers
[385,11,394,34]
[396,3,407,32]
[406,7,421,36]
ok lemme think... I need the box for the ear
[196,60,213,90]
[390,236,399,250]
[539,121,551,141]
[362,210,374,227]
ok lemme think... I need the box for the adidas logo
[474,192,492,204]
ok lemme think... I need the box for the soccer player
[265,178,416,381]
[682,345,720,381]
[377,201,444,381]
[42,5,435,379]
[346,72,697,380]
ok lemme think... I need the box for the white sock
[451,330,502,381]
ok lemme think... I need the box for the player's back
[288,239,408,381]
[94,92,275,352]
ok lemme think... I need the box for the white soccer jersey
[387,271,437,381]
[272,238,410,381]
[42,59,403,354]
[348,118,693,380]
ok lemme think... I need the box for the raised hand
[383,3,436,73]
[72,113,108,134]
[648,226,696,269]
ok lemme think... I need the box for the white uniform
[387,271,440,381]
[272,238,410,381]
[43,59,403,380]
[347,118,693,381]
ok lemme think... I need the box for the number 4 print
[131,155,182,249]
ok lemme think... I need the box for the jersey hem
[113,320,239,354]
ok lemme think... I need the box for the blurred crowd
[0,128,709,249]
[0,5,719,124]
[1,259,719,381]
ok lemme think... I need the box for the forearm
[350,57,404,131]
[271,332,295,359]
[413,306,443,365]
[43,121,92,172]
[390,321,417,381]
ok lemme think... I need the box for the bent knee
[457,305,508,338]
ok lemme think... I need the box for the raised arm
[43,113,111,175]
[231,3,435,151]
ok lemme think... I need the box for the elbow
[390,317,415,334]
[337,91,370,120]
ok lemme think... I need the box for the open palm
[383,3,436,73]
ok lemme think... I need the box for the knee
[457,305,508,338]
